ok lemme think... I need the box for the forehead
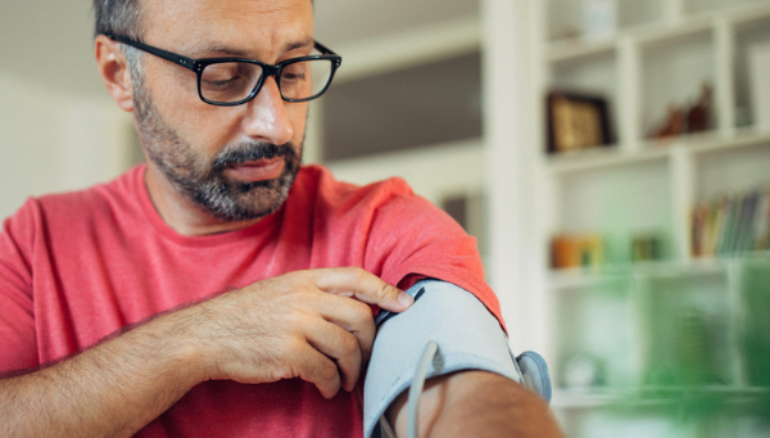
[142,0,314,57]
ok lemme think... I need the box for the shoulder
[34,165,143,221]
[9,166,145,244]
[289,165,468,251]
[291,164,439,219]
[0,168,139,296]
[294,164,415,204]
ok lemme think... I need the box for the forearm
[388,371,564,438]
[0,267,407,437]
[0,308,203,438]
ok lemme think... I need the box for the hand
[184,267,413,398]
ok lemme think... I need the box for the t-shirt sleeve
[363,188,504,329]
[0,199,39,374]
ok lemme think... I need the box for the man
[0,0,562,437]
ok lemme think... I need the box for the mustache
[210,142,297,172]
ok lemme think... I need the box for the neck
[144,163,261,236]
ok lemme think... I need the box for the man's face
[133,0,314,221]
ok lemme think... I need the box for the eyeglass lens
[200,59,334,104]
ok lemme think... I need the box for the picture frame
[546,91,614,154]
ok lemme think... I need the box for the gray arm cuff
[363,280,522,438]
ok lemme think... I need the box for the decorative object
[551,233,604,269]
[562,353,606,388]
[651,83,713,140]
[653,105,687,139]
[552,235,580,269]
[582,0,617,41]
[546,91,614,154]
[631,233,662,262]
[687,83,713,134]
[556,26,581,41]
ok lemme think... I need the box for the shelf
[548,266,630,291]
[701,1,770,28]
[549,251,770,291]
[543,129,770,175]
[682,128,770,155]
[552,388,631,409]
[548,39,617,64]
[545,254,770,291]
[333,16,481,83]
[545,2,770,64]
[633,17,713,48]
[544,145,668,174]
[552,386,770,410]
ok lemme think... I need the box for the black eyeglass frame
[103,32,342,107]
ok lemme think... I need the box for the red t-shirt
[0,164,502,437]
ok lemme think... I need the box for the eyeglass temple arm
[314,41,339,58]
[103,33,198,72]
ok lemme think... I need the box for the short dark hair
[92,0,145,39]
[92,0,314,85]
[93,0,314,39]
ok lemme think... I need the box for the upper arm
[363,191,505,331]
[385,370,526,438]
[0,201,38,375]
[362,280,522,438]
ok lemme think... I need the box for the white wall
[325,139,485,207]
[0,72,132,221]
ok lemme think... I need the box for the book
[690,187,770,258]
[740,192,760,254]
[717,195,737,256]
[704,198,721,257]
[731,193,754,256]
[756,189,770,251]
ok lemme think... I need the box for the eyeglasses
[104,33,342,106]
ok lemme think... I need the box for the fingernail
[398,292,414,308]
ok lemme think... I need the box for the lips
[226,158,285,182]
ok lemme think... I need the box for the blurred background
[2,0,770,436]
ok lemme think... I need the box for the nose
[241,75,294,146]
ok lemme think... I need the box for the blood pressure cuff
[363,279,543,438]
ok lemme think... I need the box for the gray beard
[131,82,302,222]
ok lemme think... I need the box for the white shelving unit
[306,17,490,257]
[483,0,770,436]
[307,2,769,435]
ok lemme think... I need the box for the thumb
[312,267,414,313]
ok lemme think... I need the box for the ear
[95,35,135,112]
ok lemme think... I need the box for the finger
[312,267,413,313]
[304,320,363,392]
[295,344,342,399]
[312,293,375,364]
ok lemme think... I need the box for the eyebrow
[283,37,315,53]
[197,37,315,59]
